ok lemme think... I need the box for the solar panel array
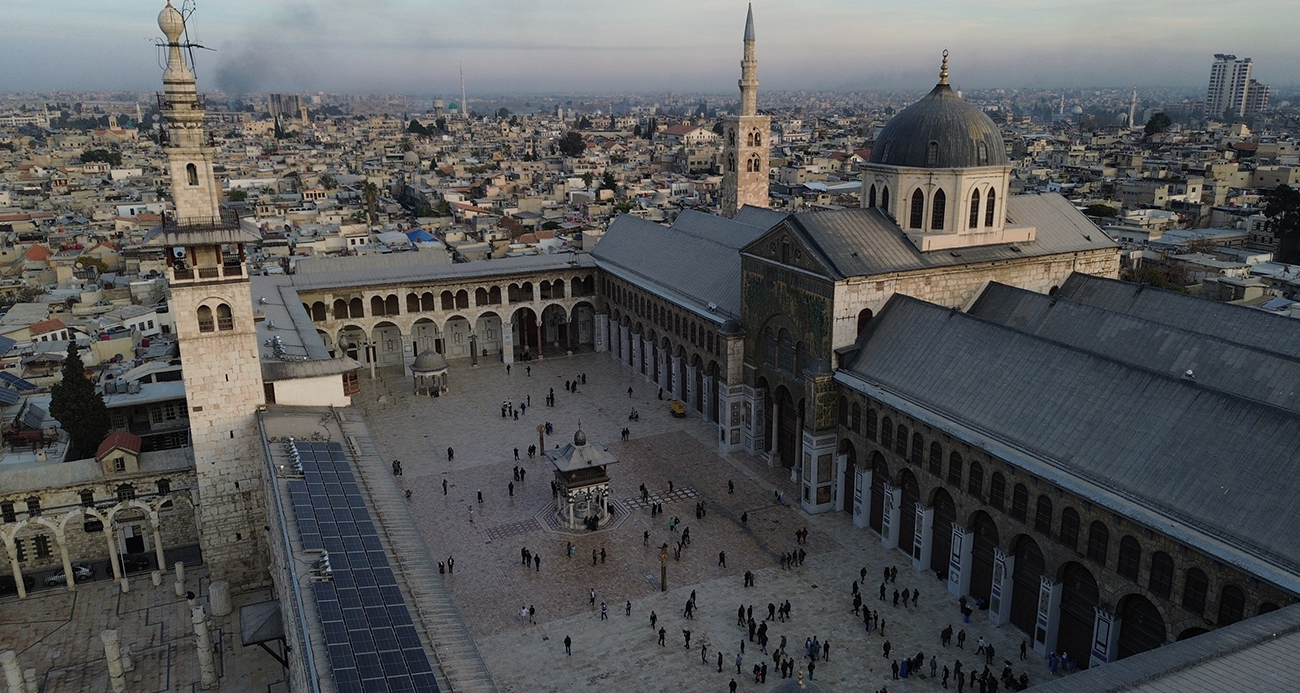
[0,388,18,405]
[20,404,44,430]
[0,371,36,391]
[288,441,439,693]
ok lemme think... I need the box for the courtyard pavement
[358,352,1067,692]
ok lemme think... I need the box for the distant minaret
[720,3,770,218]
[1128,88,1138,129]
[460,63,468,120]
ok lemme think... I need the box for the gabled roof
[751,194,1116,280]
[969,280,1300,414]
[838,293,1300,587]
[22,244,52,261]
[28,318,66,336]
[593,210,767,320]
[1057,272,1300,360]
[96,430,142,460]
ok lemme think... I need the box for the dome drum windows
[969,189,982,229]
[931,189,946,230]
[909,190,925,229]
[985,190,997,227]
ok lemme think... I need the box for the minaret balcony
[170,263,246,284]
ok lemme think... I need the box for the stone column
[210,580,233,617]
[101,527,121,583]
[659,348,670,393]
[1036,576,1063,656]
[702,373,714,423]
[880,482,901,549]
[192,607,219,690]
[832,453,847,512]
[6,544,26,599]
[1089,607,1120,668]
[22,667,37,693]
[152,525,166,577]
[852,466,869,528]
[174,561,186,597]
[947,523,973,598]
[501,327,514,364]
[595,312,608,353]
[989,549,1014,626]
[666,355,678,397]
[685,364,697,410]
[791,408,804,483]
[911,503,934,571]
[100,630,126,693]
[56,532,75,592]
[769,396,783,468]
[1,651,24,693]
[743,386,766,458]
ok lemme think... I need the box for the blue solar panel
[291,442,439,692]
[0,388,18,405]
[0,371,35,391]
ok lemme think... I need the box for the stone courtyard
[358,352,1069,692]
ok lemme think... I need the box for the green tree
[49,342,109,459]
[1084,204,1118,218]
[557,131,586,157]
[496,107,511,119]
[1264,184,1300,264]
[362,181,380,225]
[578,115,592,130]
[79,148,122,166]
[599,171,617,191]
[407,119,428,137]
[227,189,248,202]
[401,137,413,152]
[1144,112,1172,139]
[319,173,337,190]
[581,172,594,188]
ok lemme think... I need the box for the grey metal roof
[1026,603,1300,693]
[288,252,596,292]
[773,193,1116,280]
[733,204,788,231]
[251,275,361,381]
[868,83,1009,169]
[1058,273,1300,360]
[295,249,449,276]
[840,294,1300,580]
[969,280,1300,413]
[593,210,767,320]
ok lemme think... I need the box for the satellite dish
[172,247,186,258]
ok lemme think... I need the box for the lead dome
[869,52,1008,170]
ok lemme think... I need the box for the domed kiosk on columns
[545,429,620,530]
[410,349,448,396]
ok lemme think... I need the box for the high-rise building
[1206,54,1268,119]
[267,93,301,121]
[720,4,770,218]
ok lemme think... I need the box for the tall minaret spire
[721,4,770,217]
[739,3,758,116]
[158,0,221,221]
[1128,87,1138,129]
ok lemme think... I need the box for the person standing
[718,651,724,673]
[701,643,708,664]
[564,635,571,655]
[600,602,607,620]
[508,481,514,497]
[658,627,666,646]
[442,478,448,495]
[683,629,692,648]
[719,551,727,567]
[447,447,454,461]
[534,555,540,571]
[628,386,633,398]
[447,557,454,573]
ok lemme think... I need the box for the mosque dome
[574,429,587,446]
[158,0,186,43]
[719,319,743,336]
[411,349,448,373]
[869,52,1008,170]
[1071,105,1085,115]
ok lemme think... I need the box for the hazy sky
[4,0,1298,96]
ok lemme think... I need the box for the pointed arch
[969,188,982,228]
[909,189,924,229]
[881,186,890,212]
[867,184,877,208]
[931,188,946,230]
[985,189,997,226]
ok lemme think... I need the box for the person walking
[701,643,708,664]
[719,551,727,567]
[625,601,631,617]
[564,635,571,655]
[442,478,448,495]
[477,490,483,504]
[628,386,633,398]
[600,602,607,620]
[529,605,536,624]
[508,481,514,497]
[590,588,596,607]
[534,554,540,571]
[957,629,966,648]
[600,547,607,564]
[447,447,454,461]
[736,652,743,675]
[728,480,735,494]
[883,640,892,659]
[683,629,692,648]
[658,627,666,646]
[718,651,724,673]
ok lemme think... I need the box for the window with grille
[881,418,893,449]
[1010,484,1028,521]
[80,490,95,507]
[1,502,14,523]
[1148,552,1173,598]
[117,484,136,502]
[1035,495,1053,534]
[894,425,908,456]
[947,452,963,486]
[1059,508,1080,551]
[34,535,50,560]
[1182,568,1208,615]
[1087,521,1110,566]
[967,461,984,498]
[910,434,924,466]
[25,497,40,517]
[988,473,1005,511]
[864,409,877,441]
[1117,536,1141,582]
[928,443,943,476]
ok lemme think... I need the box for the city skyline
[3,0,1299,96]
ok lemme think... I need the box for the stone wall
[172,278,270,591]
[838,387,1296,647]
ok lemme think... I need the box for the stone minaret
[720,4,770,218]
[151,0,268,591]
